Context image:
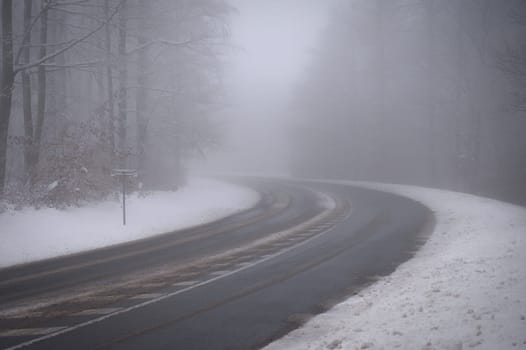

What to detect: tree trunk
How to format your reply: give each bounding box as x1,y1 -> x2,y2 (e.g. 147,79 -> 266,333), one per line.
136,2 -> 150,180
117,0 -> 127,167
104,0 -> 115,158
424,0 -> 437,186
0,0 -> 14,195
22,0 -> 34,184
32,0 -> 48,182
373,0 -> 387,180
169,67 -> 183,188
453,2 -> 469,192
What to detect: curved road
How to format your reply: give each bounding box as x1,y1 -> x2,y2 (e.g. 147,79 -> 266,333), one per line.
0,178 -> 432,350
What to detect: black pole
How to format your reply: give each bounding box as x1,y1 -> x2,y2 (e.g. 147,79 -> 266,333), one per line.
122,175 -> 126,225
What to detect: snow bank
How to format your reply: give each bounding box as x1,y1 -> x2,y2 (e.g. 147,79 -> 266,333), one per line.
264,182 -> 526,350
0,178 -> 259,268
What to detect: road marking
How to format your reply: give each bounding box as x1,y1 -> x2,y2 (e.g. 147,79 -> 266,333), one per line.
0,327 -> 66,337
74,308 -> 123,316
209,270 -> 231,276
172,281 -> 198,287
236,262 -> 253,268
1,312 -> 43,320
139,282 -> 166,289
76,295 -> 121,303
129,293 -> 164,300
5,191 -> 351,350
212,262 -> 231,267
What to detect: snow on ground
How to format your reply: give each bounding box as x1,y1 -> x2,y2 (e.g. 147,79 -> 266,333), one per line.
0,178 -> 259,269
264,182 -> 526,350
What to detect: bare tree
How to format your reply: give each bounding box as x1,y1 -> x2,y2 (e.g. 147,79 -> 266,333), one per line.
1,0 -> 233,202
117,0 -> 127,167
104,0 -> 115,158
21,0 -> 33,183
0,0 -> 121,195
135,1 -> 150,181
0,0 -> 14,194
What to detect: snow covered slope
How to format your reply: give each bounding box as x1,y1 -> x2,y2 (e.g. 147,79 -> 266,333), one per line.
264,182 -> 526,350
0,178 -> 259,269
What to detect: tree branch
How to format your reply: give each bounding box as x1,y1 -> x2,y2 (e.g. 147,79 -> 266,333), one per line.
15,2 -> 52,66
14,0 -> 124,75
124,38 -> 194,56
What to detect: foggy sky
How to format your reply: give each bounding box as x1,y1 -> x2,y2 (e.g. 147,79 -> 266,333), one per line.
196,0 -> 334,174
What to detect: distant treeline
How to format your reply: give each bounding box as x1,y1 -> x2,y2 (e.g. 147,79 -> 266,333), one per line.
292,0 -> 526,204
0,0 -> 233,207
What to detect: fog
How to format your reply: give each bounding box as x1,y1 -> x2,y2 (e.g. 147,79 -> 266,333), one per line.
1,0 -> 526,206
196,0 -> 333,175
202,0 -> 526,205
2,3 -> 526,349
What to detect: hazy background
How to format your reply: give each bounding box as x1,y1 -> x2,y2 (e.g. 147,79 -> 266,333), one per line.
2,0 -> 526,207
193,0 -> 334,175
198,0 -> 526,205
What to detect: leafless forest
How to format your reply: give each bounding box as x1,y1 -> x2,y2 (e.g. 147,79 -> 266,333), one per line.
0,0 -> 232,207
291,0 -> 526,204
1,0 -> 526,207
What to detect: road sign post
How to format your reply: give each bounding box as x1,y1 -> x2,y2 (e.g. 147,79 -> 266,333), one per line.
111,169 -> 137,225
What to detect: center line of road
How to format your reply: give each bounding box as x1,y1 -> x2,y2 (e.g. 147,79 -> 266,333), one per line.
172,281 -> 198,287
209,270 -> 231,276
129,293 -> 164,300
74,308 -> 123,316
0,327 -> 66,338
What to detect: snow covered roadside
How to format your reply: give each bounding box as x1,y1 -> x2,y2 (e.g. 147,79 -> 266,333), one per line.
264,182 -> 526,350
0,178 -> 259,269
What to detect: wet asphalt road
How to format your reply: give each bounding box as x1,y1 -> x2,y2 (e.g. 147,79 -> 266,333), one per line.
0,178 -> 432,350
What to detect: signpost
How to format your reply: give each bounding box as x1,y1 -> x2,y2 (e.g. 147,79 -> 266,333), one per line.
111,169 -> 137,225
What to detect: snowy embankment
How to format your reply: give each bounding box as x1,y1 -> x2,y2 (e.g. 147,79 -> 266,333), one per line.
265,182 -> 526,350
0,178 -> 259,269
